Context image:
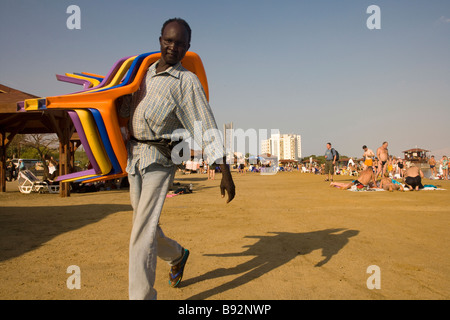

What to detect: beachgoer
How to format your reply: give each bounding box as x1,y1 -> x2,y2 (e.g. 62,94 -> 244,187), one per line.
379,172 -> 404,192
404,163 -> 424,191
397,158 -> 405,177
238,157 -> 245,175
347,157 -> 357,176
324,142 -> 337,182
387,156 -> 394,177
330,167 -> 376,190
441,156 -> 448,180
362,145 -> 375,169
124,18 -> 235,300
18,160 -> 25,171
391,157 -> 398,176
208,162 -> 216,180
376,141 -> 389,178
6,159 -> 16,182
429,156 -> 437,178
46,156 -> 59,181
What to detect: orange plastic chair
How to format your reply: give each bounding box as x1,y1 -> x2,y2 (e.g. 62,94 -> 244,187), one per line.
24,51 -> 209,184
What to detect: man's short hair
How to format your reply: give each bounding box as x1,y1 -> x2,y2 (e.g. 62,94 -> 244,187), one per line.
161,18 -> 192,44
362,145 -> 367,149
327,142 -> 331,146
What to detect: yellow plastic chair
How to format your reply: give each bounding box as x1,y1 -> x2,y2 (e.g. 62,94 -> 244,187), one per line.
31,52 -> 209,183
73,109 -> 112,177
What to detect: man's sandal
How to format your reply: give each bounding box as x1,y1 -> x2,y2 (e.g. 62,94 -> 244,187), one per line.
169,248 -> 189,288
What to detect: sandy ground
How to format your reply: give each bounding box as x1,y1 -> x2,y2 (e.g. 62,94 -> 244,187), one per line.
0,170 -> 449,300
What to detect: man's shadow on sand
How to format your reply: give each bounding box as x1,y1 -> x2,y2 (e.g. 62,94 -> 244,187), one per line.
183,228 -> 359,300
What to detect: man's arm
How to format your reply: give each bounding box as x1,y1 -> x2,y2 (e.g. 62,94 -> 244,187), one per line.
175,76 -> 235,203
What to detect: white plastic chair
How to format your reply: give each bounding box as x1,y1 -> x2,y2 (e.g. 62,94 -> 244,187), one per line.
17,170 -> 48,194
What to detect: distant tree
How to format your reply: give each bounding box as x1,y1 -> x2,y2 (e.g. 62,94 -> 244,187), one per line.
5,134 -> 26,159
302,155 -> 326,164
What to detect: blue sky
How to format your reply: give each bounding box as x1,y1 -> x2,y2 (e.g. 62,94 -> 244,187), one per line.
1,0 -> 449,158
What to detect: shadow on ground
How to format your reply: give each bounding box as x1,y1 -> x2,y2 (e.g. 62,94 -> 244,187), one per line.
183,228 -> 359,300
0,204 -> 132,262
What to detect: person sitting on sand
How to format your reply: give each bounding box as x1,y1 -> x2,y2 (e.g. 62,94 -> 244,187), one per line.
329,167 -> 376,190
404,163 -> 424,191
379,172 -> 404,192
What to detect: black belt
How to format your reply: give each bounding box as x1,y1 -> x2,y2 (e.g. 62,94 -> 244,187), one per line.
130,136 -> 185,165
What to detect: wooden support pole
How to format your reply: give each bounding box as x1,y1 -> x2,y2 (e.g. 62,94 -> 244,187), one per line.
0,131 -> 6,192
58,114 -> 73,197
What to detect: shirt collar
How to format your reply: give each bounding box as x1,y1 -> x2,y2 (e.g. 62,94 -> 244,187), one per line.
149,60 -> 184,79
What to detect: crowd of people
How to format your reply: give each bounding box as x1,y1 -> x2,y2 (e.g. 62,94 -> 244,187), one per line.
321,141 -> 449,191
176,142 -> 449,190
7,144 -> 447,193
180,159 -> 218,180
429,155 -> 449,180
180,156 -> 285,177
5,156 -> 59,183
5,158 -> 32,181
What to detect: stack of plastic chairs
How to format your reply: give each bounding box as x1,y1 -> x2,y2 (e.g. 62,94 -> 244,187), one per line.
17,51 -> 209,184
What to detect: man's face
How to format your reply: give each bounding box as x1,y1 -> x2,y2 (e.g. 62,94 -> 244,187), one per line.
383,142 -> 388,149
327,144 -> 331,150
159,22 -> 190,66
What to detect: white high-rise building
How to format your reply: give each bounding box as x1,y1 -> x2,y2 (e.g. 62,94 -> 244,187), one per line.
261,133 -> 302,161
223,122 -> 233,155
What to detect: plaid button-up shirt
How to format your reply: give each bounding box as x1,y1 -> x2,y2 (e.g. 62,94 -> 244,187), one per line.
126,60 -> 223,174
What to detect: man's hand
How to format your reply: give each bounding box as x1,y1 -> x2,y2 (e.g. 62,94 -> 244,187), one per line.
219,163 -> 235,203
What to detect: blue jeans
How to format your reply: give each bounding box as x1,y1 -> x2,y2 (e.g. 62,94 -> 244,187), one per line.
128,163 -> 183,300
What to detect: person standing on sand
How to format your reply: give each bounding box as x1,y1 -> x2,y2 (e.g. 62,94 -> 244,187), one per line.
440,156 -> 448,180
362,145 -> 375,170
324,142 -> 336,182
397,158 -> 405,178
208,162 -> 216,180
376,141 -> 389,179
124,18 -> 235,300
429,156 -> 437,178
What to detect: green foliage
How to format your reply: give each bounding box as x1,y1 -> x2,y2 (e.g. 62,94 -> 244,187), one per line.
16,146 -> 40,159
302,155 -> 326,164
74,150 -> 89,168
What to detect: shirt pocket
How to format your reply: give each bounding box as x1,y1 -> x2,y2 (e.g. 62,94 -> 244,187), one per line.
144,92 -> 176,134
